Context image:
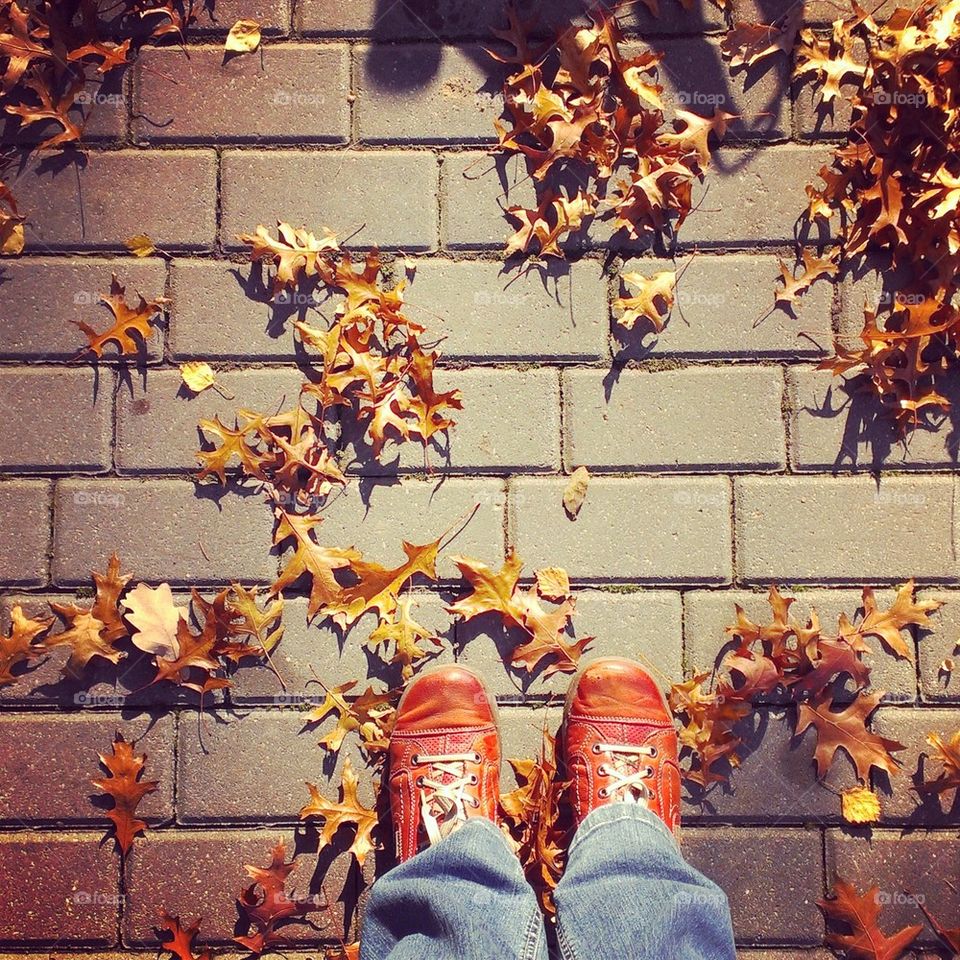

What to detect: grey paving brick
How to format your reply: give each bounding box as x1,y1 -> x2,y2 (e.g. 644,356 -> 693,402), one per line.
682,146 -> 835,247
116,367 -> 306,473
356,44 -> 503,143
124,828 -> 356,944
406,258 -> 609,361
352,367 -> 561,474
916,590 -> 960,702
53,479 -> 277,586
134,45 -> 349,143
0,834 -> 118,943
683,707 -> 856,823
316,477 -> 505,579
0,712 -> 173,824
565,367 -> 785,471
0,480 -> 50,586
221,150 -> 438,251
683,827 -> 824,944
456,587 -> 683,698
442,151 -> 533,250
619,254 -> 834,359
683,589 -> 918,704
14,149 -> 217,250
510,476 -> 732,584
735,476 -> 958,583
0,257 -> 166,360
787,366 -> 959,472
168,258 -> 302,360
626,37 -> 788,140
228,593 -> 456,702
177,709 -> 373,822
871,707 -> 960,823
0,368 -> 113,473
825,830 -> 960,948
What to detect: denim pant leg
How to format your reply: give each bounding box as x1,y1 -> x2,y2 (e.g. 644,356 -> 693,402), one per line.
553,804 -> 736,960
360,818 -> 548,960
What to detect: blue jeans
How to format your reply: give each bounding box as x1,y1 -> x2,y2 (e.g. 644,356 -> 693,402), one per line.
360,803 -> 736,960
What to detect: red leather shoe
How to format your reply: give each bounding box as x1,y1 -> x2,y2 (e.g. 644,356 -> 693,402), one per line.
388,665 -> 500,862
562,657 -> 681,836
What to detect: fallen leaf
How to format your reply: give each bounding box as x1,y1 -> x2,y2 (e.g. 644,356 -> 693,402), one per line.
47,601 -> 123,678
72,274 -> 169,358
92,732 -> 159,857
841,785 -> 881,824
235,839 -> 321,955
535,567 -> 570,601
180,361 -> 217,394
920,729 -> 960,799
225,18 -> 261,53
124,233 -> 156,257
122,582 -> 185,661
0,604 -> 52,686
301,757 -> 379,866
818,876 -> 922,960
563,466 -> 590,519
158,912 -> 213,960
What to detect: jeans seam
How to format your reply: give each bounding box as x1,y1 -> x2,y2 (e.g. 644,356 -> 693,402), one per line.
555,916 -> 581,960
519,905 -> 544,960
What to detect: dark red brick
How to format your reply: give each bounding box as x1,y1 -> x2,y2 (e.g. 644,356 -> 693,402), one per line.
0,834 -> 118,943
0,712 -> 173,825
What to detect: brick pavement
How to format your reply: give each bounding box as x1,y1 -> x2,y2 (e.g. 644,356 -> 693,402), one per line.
0,0 -> 957,956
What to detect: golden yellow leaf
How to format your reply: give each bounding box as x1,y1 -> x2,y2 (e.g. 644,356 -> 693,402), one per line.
225,18 -> 261,53
535,567 -> 570,601
124,233 -> 156,257
180,361 -> 217,394
563,466 -> 590,519
840,785 -> 881,824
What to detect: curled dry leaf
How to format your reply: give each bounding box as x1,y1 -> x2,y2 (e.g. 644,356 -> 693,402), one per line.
47,602 -> 122,678
919,903 -> 960,957
306,680 -> 397,755
535,567 -> 570,602
301,756 -> 379,867
93,553 -> 133,643
235,839 -> 322,955
840,785 -> 881,824
563,466 -> 590,519
92,732 -> 159,857
614,270 -> 676,332
366,594 -> 443,680
0,604 -> 52,686
818,876 -> 922,960
225,18 -> 261,53
0,179 -> 24,255
447,550 -> 589,677
72,274 -> 169,358
721,7 -> 802,69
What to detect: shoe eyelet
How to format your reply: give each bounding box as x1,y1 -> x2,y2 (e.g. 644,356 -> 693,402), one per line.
411,753 -> 420,765
591,743 -> 602,754
597,764 -> 608,777
415,776 -> 424,787
598,787 -> 608,799
469,774 -> 479,785
648,746 -> 658,758
472,752 -> 482,763
645,766 -> 654,778
471,798 -> 480,808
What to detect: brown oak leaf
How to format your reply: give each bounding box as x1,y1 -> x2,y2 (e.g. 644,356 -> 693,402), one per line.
92,732 -> 159,857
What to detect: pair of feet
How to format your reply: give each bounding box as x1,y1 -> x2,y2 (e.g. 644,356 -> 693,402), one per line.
387,657 -> 682,861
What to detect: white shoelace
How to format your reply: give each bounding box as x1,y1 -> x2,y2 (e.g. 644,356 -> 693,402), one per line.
594,743 -> 658,803
414,751 -> 482,846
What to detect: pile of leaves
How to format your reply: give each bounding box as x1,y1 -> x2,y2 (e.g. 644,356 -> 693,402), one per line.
0,0 -> 201,251
668,582 -> 941,798
488,6 -> 734,258
726,0 -> 960,431
0,553 -> 282,699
